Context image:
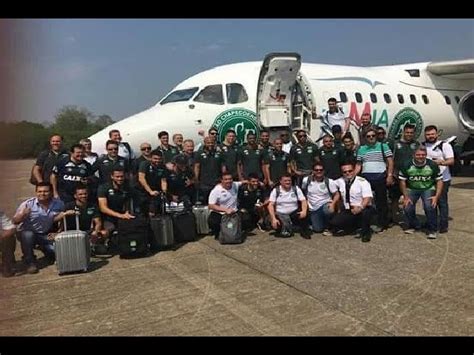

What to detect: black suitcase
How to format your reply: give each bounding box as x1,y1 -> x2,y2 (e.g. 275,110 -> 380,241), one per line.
172,212 -> 197,243
150,215 -> 174,250
117,216 -> 150,257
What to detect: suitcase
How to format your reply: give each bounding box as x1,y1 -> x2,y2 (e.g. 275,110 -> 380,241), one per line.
55,214 -> 90,275
150,215 -> 174,249
117,215 -> 150,257
172,212 -> 197,243
193,204 -> 210,235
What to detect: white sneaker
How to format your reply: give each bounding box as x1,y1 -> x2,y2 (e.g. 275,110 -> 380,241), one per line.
322,230 -> 333,236
427,232 -> 438,239
404,228 -> 416,234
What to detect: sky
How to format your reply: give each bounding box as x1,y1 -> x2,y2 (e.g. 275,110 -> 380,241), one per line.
5,19 -> 474,124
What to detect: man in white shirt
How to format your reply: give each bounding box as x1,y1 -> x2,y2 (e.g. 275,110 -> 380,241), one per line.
301,163 -> 339,233
208,172 -> 242,238
106,129 -> 135,163
268,174 -> 311,239
423,125 -> 454,234
320,97 -> 350,136
329,162 -> 374,242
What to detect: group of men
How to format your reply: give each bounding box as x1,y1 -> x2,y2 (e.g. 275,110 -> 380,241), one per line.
0,98 -> 456,277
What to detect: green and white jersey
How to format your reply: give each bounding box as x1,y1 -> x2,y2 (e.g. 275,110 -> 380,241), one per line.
398,159 -> 442,191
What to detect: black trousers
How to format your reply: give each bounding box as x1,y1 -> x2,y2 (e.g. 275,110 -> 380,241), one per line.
1,232 -> 16,269
329,208 -> 374,235
368,179 -> 389,228
208,211 -> 223,237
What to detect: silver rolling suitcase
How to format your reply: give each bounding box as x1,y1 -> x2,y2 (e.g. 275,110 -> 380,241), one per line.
55,214 -> 90,275
193,204 -> 210,235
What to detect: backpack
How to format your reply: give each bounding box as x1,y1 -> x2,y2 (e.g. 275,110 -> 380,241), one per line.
437,141 -> 462,176
301,176 -> 334,198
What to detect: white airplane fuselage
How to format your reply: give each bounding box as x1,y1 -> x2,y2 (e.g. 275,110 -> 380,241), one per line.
89,57 -> 474,154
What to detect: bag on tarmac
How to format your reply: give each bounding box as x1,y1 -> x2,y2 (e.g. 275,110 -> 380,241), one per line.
149,198 -> 174,249
218,213 -> 243,245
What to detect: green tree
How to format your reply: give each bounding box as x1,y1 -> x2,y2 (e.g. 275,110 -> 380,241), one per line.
95,114 -> 115,129
50,105 -> 98,147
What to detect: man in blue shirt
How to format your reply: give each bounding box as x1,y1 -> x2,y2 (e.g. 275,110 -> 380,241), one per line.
13,182 -> 72,274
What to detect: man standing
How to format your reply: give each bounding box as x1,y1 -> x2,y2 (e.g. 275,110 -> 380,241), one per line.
355,128 -> 394,232
137,150 -> 168,216
157,131 -> 180,164
50,144 -> 94,204
289,130 -> 319,185
264,138 -> 291,188
108,129 -> 135,163
358,112 -> 377,146
218,130 -> 240,181
321,98 -> 350,135
316,135 -> 343,180
388,124 -> 420,224
237,133 -> 266,182
194,137 -> 224,204
399,147 -> 443,239
31,134 -> 69,185
93,140 -> 130,185
423,125 -> 454,234
172,133 -> 184,153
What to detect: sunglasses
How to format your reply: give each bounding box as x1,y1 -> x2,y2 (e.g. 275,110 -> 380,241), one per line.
107,148 -> 118,151
298,135 -> 307,138
141,147 -> 151,151
366,134 -> 376,138
342,169 -> 353,173
313,169 -> 324,172
210,132 -> 217,135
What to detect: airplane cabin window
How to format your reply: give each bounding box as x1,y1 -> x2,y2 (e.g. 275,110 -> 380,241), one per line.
384,93 -> 391,103
444,96 -> 451,105
410,94 -> 417,104
194,85 -> 225,105
370,93 -> 377,103
355,92 -> 363,103
339,92 -> 348,103
455,96 -> 460,104
422,94 -> 429,104
226,83 -> 248,104
397,94 -> 404,104
160,87 -> 199,105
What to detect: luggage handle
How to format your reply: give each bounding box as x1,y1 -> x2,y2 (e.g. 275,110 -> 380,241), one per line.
63,210 -> 80,231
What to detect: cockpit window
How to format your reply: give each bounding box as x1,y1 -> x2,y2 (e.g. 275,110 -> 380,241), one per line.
226,83 -> 248,104
160,87 -> 199,105
194,85 -> 224,105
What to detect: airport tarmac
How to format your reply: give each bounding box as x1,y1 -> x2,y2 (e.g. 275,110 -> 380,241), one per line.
0,160 -> 473,336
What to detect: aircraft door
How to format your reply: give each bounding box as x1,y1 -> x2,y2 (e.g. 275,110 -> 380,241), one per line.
257,53 -> 301,129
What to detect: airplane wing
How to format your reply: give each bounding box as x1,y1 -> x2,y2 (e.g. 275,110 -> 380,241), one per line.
427,59 -> 474,79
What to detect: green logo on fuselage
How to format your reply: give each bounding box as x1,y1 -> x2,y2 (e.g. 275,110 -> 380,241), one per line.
213,108 -> 259,145
388,108 -> 424,141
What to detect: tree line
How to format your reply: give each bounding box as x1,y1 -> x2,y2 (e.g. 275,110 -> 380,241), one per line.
0,106 -> 115,159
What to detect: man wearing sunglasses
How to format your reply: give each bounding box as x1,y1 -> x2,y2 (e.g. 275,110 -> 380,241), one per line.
289,130 -> 319,186
132,143 -> 153,177
329,163 -> 374,242
93,140 -> 130,185
358,113 -> 377,146
355,128 -> 394,233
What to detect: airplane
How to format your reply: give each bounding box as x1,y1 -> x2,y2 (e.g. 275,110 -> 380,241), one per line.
89,53 -> 474,154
